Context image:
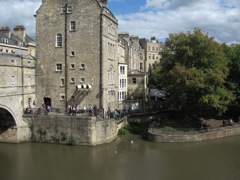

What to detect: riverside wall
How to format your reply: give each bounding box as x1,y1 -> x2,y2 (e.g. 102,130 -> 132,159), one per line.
148,126 -> 240,143
23,115 -> 127,146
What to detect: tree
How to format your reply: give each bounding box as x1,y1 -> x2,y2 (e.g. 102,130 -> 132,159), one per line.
154,28 -> 234,118
223,44 -> 240,95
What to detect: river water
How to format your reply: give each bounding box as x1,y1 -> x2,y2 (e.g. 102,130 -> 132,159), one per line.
0,134 -> 240,180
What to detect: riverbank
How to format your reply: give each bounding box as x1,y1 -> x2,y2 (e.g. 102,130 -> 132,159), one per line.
148,122 -> 240,143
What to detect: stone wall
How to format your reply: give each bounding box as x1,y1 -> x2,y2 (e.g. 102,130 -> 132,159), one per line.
23,115 -> 123,146
148,126 -> 240,143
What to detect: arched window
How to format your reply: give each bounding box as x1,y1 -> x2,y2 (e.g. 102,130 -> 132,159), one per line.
56,33 -> 62,47
108,66 -> 115,85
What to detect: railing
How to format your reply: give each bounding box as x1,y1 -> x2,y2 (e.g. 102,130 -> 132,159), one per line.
148,122 -> 240,135
23,107 -> 100,117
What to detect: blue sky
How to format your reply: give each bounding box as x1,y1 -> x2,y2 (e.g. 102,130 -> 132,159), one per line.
0,0 -> 239,44
109,0 -> 145,15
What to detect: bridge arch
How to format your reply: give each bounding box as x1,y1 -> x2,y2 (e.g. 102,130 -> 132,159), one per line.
0,105 -> 18,134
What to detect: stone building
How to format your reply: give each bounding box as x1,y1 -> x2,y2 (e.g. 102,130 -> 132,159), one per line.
118,32 -> 148,101
119,32 -> 145,72
117,35 -> 128,108
0,25 -> 36,57
36,0 -> 119,116
0,52 -> 35,142
128,70 -> 148,100
0,25 -> 36,142
139,37 -> 165,72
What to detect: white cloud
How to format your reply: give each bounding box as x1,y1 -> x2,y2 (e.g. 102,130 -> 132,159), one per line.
0,0 -> 41,39
0,0 -> 239,44
119,0 -> 240,43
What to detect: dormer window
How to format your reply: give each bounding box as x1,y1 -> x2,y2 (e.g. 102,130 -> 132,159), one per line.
2,38 -> 8,44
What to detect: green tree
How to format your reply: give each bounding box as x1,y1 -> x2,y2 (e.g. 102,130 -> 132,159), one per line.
223,44 -> 240,95
155,28 -> 234,118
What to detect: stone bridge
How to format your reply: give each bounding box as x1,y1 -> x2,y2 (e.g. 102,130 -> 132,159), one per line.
0,101 -> 31,143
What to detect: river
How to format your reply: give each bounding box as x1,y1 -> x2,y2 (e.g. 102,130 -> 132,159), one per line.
0,134 -> 240,180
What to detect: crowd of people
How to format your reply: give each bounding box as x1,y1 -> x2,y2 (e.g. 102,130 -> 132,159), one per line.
25,102 -> 129,120
107,108 -> 127,120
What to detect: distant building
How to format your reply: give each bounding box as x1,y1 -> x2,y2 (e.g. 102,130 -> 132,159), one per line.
128,70 -> 148,101
36,0 -> 119,116
117,36 -> 128,108
0,25 -> 36,57
140,37 -> 165,72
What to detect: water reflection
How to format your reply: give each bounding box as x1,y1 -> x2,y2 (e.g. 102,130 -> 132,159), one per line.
0,135 -> 240,180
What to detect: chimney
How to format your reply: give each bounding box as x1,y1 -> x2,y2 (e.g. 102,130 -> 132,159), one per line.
98,0 -> 108,8
0,26 -> 11,38
13,25 -> 26,42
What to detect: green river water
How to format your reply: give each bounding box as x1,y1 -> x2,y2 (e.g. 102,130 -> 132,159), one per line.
0,134 -> 240,180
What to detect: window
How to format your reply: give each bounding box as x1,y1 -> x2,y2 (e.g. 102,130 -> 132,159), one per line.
11,76 -> 15,86
70,78 -> 75,84
148,46 -> 150,51
70,21 -> 76,31
152,47 -> 155,51
119,92 -> 126,101
28,76 -> 31,86
2,38 -> 8,44
80,78 -> 85,83
61,6 -> 72,14
0,49 -> 2,52
6,50 -> 8,53
71,96 -> 75,100
67,6 -> 72,14
61,7 -> 66,14
80,64 -> 85,70
108,43 -> 115,60
120,66 -> 125,75
28,98 -> 31,107
56,63 -> 62,71
70,51 -> 75,57
148,54 -> 151,59
153,54 -> 155,59
120,79 -> 126,88
108,90 -> 115,102
140,63 -> 143,70
70,64 -> 75,70
156,47 -> 159,51
60,95 -> 65,101
60,78 -> 65,86
132,78 -> 136,84
56,33 -> 63,47
108,66 -> 115,85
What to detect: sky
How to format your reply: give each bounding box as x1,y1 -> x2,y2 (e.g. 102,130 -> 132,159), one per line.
0,0 -> 239,44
